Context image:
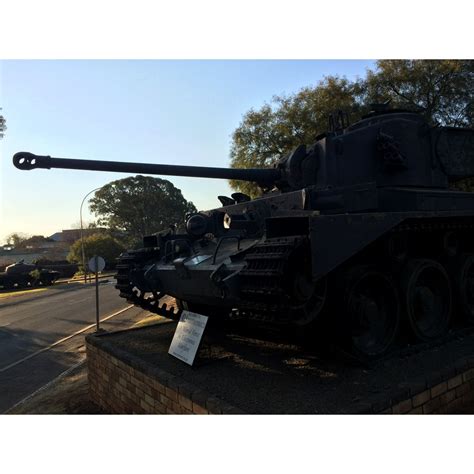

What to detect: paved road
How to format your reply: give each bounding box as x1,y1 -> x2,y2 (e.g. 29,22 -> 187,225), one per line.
0,281 -> 150,412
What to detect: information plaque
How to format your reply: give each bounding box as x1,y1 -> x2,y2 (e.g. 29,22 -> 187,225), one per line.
168,311 -> 208,366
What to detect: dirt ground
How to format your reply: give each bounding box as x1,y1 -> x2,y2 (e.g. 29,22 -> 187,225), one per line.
8,363 -> 104,415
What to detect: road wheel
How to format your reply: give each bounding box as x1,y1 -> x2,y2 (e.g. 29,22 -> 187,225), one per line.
400,259 -> 451,341
342,266 -> 400,359
447,254 -> 474,324
283,241 -> 327,326
442,231 -> 459,257
290,276 -> 327,326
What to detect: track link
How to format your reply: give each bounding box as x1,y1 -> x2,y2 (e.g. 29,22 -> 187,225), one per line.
115,249 -> 182,320
238,237 -> 308,321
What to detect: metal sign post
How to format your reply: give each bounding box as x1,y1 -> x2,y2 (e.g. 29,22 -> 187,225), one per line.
94,256 -> 99,330
88,255 -> 106,332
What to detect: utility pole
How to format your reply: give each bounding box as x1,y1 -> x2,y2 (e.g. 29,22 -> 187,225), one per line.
79,187 -> 102,284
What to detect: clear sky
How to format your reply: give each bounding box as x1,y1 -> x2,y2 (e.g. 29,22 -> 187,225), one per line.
0,60 -> 374,243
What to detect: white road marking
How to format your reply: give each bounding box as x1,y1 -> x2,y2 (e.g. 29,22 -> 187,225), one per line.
65,297 -> 91,304
0,305 -> 134,373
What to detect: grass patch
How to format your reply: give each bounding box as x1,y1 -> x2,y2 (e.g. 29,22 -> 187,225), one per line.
133,314 -> 166,327
0,287 -> 48,299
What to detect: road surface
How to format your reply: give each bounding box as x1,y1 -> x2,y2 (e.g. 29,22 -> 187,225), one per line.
0,281 -> 151,412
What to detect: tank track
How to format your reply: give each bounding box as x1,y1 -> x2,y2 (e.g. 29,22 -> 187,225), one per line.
115,249 -> 182,320
114,238 -> 308,323
237,236 -> 309,322
114,239 -> 305,323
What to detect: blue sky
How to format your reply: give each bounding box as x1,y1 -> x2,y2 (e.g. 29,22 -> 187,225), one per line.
0,60 -> 375,243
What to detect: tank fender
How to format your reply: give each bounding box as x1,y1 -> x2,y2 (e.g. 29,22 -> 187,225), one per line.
310,213 -> 405,280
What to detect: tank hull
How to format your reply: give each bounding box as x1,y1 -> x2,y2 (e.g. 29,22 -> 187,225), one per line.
115,191 -> 474,358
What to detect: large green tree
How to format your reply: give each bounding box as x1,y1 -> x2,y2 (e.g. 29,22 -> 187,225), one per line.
89,175 -> 196,247
230,60 -> 473,196
364,60 -> 473,127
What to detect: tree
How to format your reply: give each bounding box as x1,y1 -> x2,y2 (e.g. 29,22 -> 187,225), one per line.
230,60 -> 473,196
67,233 -> 126,270
0,108 -> 6,140
20,235 -> 54,247
4,234 -> 55,249
364,60 -> 473,127
6,232 -> 29,247
89,175 -> 197,247
230,76 -> 366,197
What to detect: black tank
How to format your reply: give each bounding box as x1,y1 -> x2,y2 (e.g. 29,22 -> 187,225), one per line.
0,260 -> 60,289
13,108 -> 474,358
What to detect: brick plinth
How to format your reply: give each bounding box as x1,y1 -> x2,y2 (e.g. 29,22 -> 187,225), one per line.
86,332 -> 244,414
86,325 -> 474,415
384,367 -> 474,415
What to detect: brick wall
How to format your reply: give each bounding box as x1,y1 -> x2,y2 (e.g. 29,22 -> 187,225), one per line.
86,334 -> 244,414
86,331 -> 474,415
385,368 -> 474,414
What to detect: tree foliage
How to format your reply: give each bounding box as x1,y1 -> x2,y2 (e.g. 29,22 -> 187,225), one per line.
22,235 -> 54,246
5,234 -> 57,248
364,60 -> 473,127
230,77 -> 366,197
6,232 -> 29,247
67,233 -> 126,270
230,60 -> 473,196
89,175 -> 196,247
0,109 -> 6,140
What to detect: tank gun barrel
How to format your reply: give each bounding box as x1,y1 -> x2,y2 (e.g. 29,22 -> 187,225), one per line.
13,152 -> 281,186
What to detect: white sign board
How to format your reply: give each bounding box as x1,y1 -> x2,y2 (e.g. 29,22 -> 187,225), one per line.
88,255 -> 105,273
168,310 -> 208,366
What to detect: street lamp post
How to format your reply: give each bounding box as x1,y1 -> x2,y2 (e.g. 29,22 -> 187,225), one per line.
79,187 -> 103,284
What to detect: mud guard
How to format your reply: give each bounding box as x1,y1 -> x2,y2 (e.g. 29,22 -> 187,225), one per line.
310,213 -> 405,280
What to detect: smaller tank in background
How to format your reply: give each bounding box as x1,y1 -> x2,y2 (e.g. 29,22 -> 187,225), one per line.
0,260 -> 60,290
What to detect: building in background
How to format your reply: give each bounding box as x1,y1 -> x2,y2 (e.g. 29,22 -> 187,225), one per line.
0,228 -> 105,268
49,228 -> 106,244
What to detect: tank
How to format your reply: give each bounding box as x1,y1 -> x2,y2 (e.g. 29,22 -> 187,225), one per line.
13,107 -> 474,358
0,260 -> 60,289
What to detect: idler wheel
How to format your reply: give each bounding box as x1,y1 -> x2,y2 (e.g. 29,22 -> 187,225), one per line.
447,254 -> 474,324
400,259 -> 451,341
343,266 -> 400,358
